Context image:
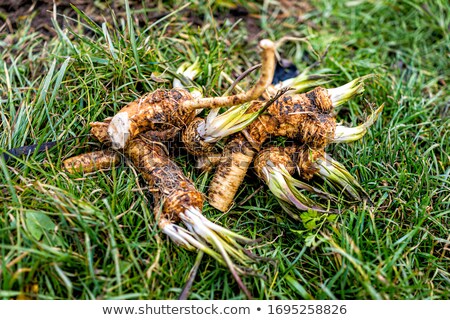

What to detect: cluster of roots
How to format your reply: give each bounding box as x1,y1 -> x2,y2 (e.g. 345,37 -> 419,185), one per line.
61,38 -> 381,299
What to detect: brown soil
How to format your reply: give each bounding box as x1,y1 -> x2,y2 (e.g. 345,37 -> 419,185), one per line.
0,0 -> 312,39
0,0 -> 162,36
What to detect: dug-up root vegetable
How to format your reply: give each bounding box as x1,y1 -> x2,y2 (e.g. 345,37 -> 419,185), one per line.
207,136 -> 256,212
253,146 -> 334,219
107,39 -> 276,149
207,83 -> 382,212
82,60 -> 203,148
194,75 -> 377,158
125,138 -> 262,299
62,150 -> 120,174
249,77 -> 378,149
181,88 -> 288,156
63,136 -> 264,298
180,71 -> 331,157
253,145 -> 370,218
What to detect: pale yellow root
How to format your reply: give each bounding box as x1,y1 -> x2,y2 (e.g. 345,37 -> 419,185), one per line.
63,150 -> 120,174
208,138 -> 256,212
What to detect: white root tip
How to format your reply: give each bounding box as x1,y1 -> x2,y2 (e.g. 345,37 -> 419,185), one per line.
263,165 -> 328,214
179,207 -> 257,263
161,223 -> 196,251
334,125 -> 367,143
162,207 -> 259,298
333,104 -> 384,143
316,155 -> 366,201
180,207 -> 256,298
173,59 -> 202,89
173,79 -> 183,88
108,112 -> 130,149
191,90 -> 203,99
259,39 -> 275,49
328,74 -> 375,107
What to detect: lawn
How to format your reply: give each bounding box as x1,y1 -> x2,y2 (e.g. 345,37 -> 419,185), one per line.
0,0 -> 449,299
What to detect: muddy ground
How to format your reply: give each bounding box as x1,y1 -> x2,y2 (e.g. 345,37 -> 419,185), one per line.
0,0 -> 312,39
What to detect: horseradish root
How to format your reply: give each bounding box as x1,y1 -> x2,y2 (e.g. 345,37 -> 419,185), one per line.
108,39 -> 276,149
63,150 -> 120,174
125,138 -> 261,299
207,137 -> 256,212
207,79 -> 378,212
254,145 -> 369,212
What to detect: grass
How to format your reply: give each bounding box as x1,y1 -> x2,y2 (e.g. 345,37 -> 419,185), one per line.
1,0 -> 449,299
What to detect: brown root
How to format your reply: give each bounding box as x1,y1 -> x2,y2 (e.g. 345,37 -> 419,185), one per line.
266,88 -> 336,148
181,39 -> 276,110
90,120 -> 112,144
181,117 -> 216,156
195,153 -> 222,172
63,150 -> 120,174
108,88 -> 194,149
140,127 -> 181,142
253,145 -> 323,181
125,138 -> 203,222
107,40 -> 276,150
253,146 -> 297,179
125,138 -> 261,299
240,87 -> 336,149
91,119 -> 180,145
204,100 -> 273,212
296,113 -> 336,149
295,146 -> 323,180
205,86 -> 336,211
253,146 -> 338,215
